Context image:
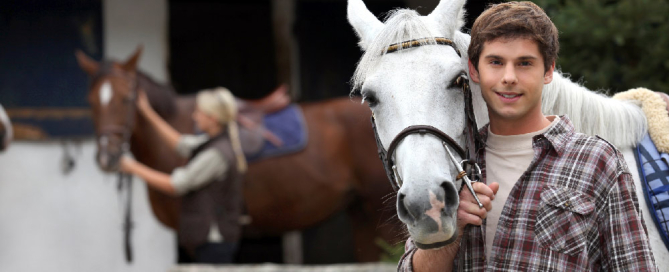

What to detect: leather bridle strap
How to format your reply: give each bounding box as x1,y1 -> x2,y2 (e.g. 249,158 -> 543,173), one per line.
388,125 -> 466,163
385,37 -> 461,57
91,63 -> 137,263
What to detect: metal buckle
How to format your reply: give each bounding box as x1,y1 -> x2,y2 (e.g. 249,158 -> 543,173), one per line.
460,160 -> 481,182
392,165 -> 403,188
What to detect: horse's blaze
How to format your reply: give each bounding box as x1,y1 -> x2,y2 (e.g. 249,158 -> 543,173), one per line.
425,190 -> 445,232
100,81 -> 113,106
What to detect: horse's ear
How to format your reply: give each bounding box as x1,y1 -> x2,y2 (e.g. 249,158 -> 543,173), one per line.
347,0 -> 383,51
122,45 -> 143,72
427,0 -> 467,38
75,49 -> 100,76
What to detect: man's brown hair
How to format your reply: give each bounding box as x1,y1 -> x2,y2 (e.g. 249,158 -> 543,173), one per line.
468,1 -> 559,73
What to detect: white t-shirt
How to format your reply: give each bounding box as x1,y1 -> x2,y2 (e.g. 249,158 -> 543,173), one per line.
484,116 -> 558,260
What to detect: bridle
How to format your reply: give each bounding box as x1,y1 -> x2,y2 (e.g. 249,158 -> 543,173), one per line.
370,37 -> 484,207
91,64 -> 137,263
95,65 -> 138,157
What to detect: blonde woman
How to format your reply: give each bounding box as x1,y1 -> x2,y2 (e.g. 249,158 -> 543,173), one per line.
120,87 -> 246,264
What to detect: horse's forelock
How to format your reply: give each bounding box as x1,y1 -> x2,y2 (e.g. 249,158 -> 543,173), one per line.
351,9 -> 438,93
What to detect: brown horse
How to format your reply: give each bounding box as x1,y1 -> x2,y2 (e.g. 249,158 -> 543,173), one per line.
75,47 -> 402,262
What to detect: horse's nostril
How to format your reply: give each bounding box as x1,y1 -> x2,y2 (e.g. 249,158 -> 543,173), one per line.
397,193 -> 415,223
441,181 -> 458,208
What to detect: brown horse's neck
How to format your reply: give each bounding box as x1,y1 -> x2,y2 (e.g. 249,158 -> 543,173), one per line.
127,72 -> 195,230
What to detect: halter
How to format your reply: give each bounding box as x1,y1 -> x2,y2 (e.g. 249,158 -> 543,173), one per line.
371,37 -> 484,207
92,64 -> 137,263
94,65 -> 139,156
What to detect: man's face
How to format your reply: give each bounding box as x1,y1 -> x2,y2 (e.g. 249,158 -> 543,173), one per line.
469,38 -> 554,123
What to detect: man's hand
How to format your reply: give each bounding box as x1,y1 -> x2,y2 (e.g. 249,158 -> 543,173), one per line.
457,181 -> 499,231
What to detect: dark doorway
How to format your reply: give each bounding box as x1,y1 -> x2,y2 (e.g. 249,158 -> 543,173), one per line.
294,0 -> 406,102
169,0 -> 276,99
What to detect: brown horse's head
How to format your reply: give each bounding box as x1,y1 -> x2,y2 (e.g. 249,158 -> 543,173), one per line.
76,47 -> 143,172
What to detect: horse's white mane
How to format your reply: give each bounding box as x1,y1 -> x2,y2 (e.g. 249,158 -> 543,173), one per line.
542,72 -> 647,148
351,7 -> 465,92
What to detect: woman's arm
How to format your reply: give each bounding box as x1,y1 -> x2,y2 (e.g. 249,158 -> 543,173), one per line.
137,91 -> 181,150
120,156 -> 177,196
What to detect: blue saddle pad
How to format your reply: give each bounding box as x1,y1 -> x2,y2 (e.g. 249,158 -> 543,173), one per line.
636,133 -> 669,251
246,105 -> 308,162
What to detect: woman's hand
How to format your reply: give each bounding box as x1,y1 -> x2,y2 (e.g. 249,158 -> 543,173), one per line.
136,90 -> 152,114
119,155 -> 138,174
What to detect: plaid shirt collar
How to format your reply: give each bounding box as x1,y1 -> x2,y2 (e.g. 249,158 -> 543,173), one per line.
478,115 -> 574,157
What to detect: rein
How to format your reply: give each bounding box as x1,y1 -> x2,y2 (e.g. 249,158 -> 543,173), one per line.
93,65 -> 137,263
371,37 -> 484,207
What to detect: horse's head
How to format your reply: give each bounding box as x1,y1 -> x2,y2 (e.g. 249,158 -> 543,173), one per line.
348,0 -> 473,249
76,47 -> 143,172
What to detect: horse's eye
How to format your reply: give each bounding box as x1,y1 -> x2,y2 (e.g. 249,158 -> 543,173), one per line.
449,73 -> 468,89
363,93 -> 379,107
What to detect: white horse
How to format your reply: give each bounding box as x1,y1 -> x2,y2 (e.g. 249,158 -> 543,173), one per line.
0,104 -> 11,151
347,0 -> 668,265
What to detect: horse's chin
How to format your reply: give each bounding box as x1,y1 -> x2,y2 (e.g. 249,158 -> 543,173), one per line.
407,217 -> 459,249
413,230 -> 459,250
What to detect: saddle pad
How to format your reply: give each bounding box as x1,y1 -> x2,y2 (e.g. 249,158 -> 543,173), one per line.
636,133 -> 669,251
246,104 -> 308,162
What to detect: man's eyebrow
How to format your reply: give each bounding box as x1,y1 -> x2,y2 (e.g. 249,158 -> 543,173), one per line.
483,54 -> 503,59
483,55 -> 539,60
518,56 -> 538,60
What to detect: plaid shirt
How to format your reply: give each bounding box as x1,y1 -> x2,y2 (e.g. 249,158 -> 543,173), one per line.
398,116 -> 657,271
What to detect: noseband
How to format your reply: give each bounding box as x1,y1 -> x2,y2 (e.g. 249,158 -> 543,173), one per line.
371,37 -> 484,207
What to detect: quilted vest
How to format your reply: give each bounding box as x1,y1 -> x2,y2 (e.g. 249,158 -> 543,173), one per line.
178,133 -> 244,255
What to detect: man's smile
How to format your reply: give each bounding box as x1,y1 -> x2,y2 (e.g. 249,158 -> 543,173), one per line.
495,91 -> 523,102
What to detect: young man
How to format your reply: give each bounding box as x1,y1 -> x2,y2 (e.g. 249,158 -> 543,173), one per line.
120,87 -> 247,264
399,2 -> 657,271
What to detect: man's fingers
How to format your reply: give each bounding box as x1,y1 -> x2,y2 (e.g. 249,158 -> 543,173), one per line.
488,182 -> 500,196
459,200 -> 488,219
458,209 -> 483,226
472,182 -> 495,199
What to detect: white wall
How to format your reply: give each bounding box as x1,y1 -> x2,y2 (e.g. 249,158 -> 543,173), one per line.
0,1 -> 175,271
104,0 -> 169,83
0,141 -> 175,272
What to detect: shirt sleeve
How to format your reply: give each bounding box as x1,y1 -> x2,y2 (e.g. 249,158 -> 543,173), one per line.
175,134 -> 209,158
600,172 -> 658,271
170,148 -> 228,195
397,238 -> 417,272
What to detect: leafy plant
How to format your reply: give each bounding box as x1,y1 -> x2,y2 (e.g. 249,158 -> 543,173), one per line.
527,0 -> 669,93
376,237 -> 406,263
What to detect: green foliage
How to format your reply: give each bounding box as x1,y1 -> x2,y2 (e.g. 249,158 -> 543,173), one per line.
376,237 -> 405,263
526,0 -> 669,93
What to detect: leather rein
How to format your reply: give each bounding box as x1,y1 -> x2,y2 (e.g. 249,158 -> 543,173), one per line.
370,37 -> 484,207
92,65 -> 137,263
